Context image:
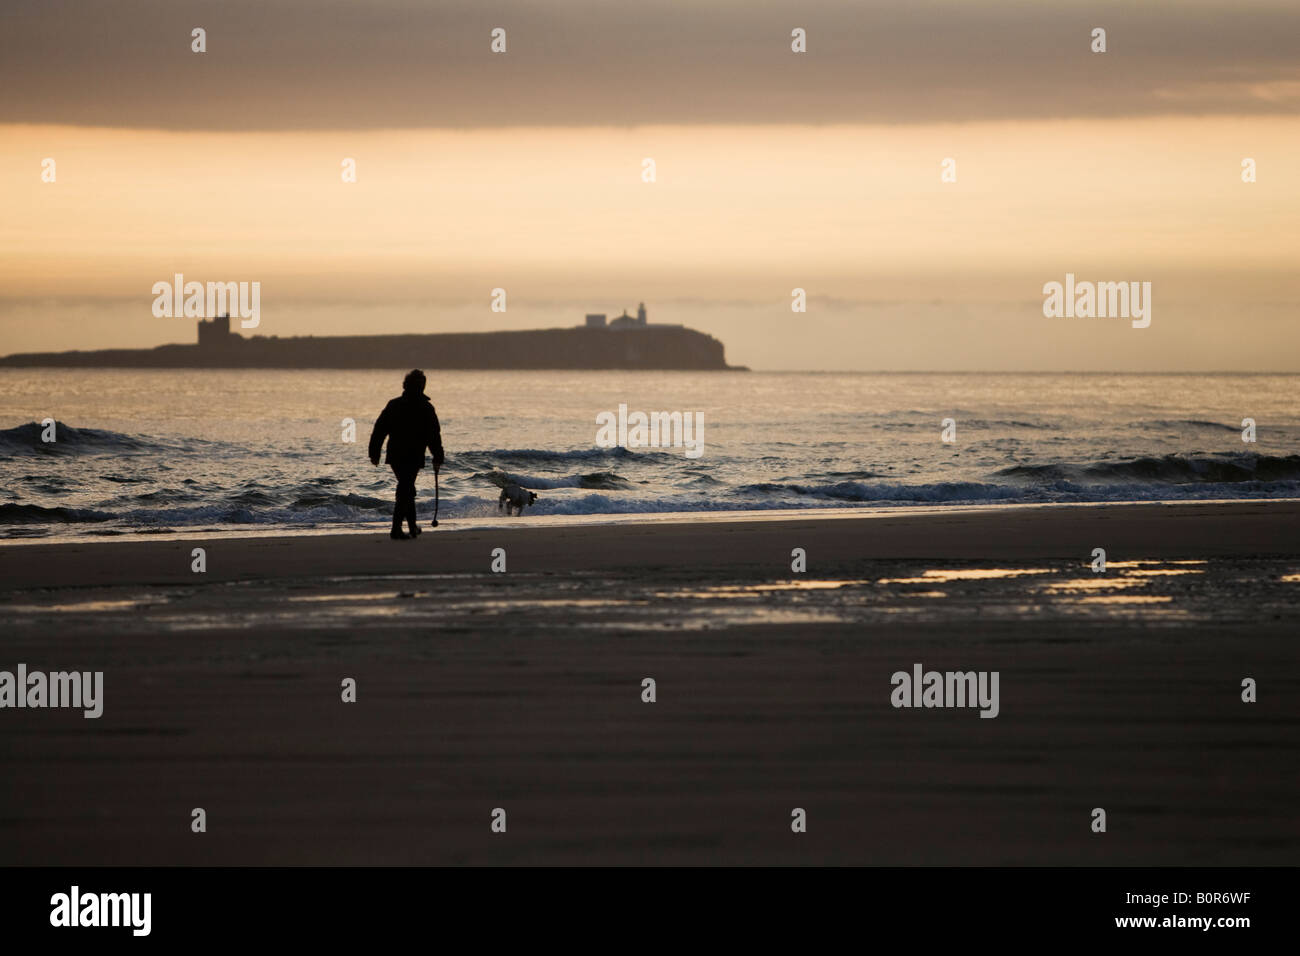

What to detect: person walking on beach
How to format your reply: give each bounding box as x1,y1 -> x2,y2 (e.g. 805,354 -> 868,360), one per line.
369,369 -> 444,540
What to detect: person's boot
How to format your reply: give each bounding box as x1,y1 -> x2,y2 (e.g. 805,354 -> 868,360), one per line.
408,523 -> 421,537
390,517 -> 410,540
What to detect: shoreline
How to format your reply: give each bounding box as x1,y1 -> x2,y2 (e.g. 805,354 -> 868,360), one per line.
6,495 -> 1300,540
2,499 -> 1297,590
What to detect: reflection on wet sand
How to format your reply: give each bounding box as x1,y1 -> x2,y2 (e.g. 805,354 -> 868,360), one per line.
878,568 -> 1053,584
0,558 -> 1288,633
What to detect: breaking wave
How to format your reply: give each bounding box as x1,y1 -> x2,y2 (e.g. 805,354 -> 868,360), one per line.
0,503 -> 116,524
469,469 -> 633,491
995,453 -> 1300,484
0,421 -> 161,455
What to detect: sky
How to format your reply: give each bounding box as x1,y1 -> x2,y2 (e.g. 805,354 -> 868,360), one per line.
1,0 -> 1298,370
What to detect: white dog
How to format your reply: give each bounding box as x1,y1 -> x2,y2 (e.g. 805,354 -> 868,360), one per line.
499,484 -> 538,515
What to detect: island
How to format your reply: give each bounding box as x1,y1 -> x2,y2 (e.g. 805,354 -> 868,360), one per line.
0,303 -> 746,371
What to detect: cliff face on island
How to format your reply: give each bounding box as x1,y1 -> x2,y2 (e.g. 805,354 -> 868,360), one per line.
0,325 -> 744,371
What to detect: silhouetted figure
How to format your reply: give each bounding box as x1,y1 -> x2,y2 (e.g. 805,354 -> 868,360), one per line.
369,369 -> 444,539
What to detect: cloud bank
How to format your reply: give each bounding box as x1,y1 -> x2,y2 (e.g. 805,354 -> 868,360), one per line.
3,0 -> 1298,130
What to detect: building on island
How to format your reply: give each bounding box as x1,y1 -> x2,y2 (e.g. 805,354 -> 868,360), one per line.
608,303 -> 646,329
197,313 -> 234,347
588,302 -> 680,330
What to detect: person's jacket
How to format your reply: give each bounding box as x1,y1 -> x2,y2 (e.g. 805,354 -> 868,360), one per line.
369,392 -> 444,471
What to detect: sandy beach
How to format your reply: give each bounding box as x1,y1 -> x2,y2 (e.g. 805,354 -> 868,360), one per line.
1,501 -> 1297,865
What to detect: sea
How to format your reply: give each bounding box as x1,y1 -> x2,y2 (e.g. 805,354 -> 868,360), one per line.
2,369 -> 1298,539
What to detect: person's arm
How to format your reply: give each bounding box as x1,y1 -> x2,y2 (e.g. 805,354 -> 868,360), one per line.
428,405 -> 444,470
368,404 -> 390,466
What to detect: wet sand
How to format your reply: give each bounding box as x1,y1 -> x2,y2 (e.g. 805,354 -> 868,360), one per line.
1,501 -> 1297,865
